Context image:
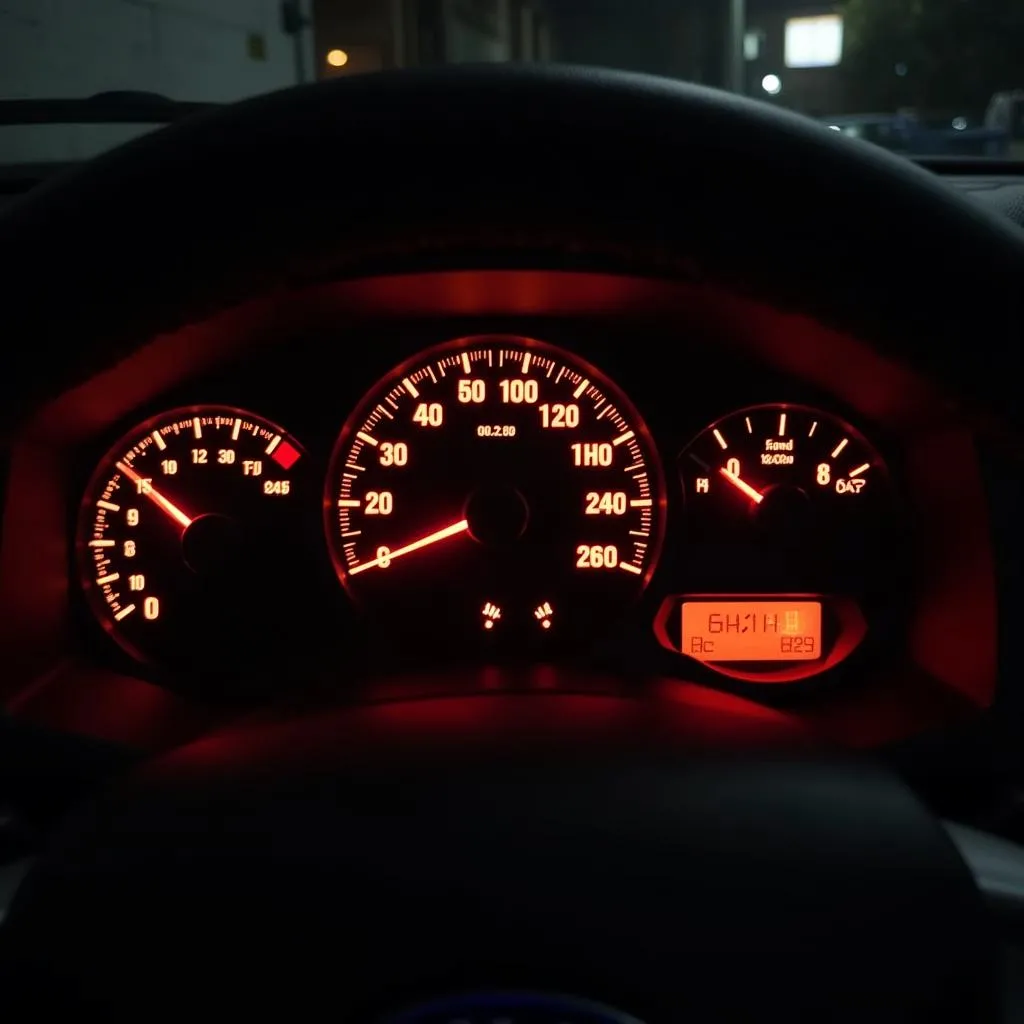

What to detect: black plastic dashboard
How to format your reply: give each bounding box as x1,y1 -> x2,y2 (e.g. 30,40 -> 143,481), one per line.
917,161 -> 1024,228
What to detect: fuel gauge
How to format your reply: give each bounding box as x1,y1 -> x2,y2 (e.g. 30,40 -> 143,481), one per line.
671,404 -> 897,680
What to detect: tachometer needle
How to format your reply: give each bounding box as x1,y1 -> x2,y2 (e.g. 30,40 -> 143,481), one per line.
348,518 -> 470,575
719,467 -> 765,505
116,461 -> 194,530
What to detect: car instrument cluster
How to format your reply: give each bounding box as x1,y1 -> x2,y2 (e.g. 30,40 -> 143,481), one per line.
75,334 -> 902,695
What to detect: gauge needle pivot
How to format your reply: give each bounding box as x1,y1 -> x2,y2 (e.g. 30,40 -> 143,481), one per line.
348,518 -> 470,576
719,466 -> 765,505
116,461 -> 194,529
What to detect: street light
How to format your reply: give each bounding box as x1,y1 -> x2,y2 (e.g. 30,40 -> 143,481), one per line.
761,74 -> 782,96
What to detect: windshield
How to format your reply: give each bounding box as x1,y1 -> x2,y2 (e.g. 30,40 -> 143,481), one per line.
1,0 -> 1021,165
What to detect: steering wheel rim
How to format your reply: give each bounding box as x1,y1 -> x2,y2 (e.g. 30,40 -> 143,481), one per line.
1,697 -> 998,1022
0,64 -> 1021,433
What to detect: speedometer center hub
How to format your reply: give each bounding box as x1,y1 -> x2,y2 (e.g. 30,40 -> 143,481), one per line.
75,405 -> 308,671
465,482 -> 529,546
754,484 -> 813,537
182,512 -> 242,575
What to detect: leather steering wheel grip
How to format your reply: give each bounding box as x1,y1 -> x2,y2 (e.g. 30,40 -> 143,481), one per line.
1,697 -> 999,1022
0,65 -> 1021,434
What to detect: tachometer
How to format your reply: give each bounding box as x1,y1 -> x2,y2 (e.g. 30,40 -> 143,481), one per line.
324,336 -> 666,653
77,406 -> 308,670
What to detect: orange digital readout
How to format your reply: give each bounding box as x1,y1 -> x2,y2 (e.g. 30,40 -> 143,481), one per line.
681,601 -> 822,662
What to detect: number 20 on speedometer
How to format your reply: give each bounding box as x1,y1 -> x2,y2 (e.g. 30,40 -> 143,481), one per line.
323,336 -> 667,652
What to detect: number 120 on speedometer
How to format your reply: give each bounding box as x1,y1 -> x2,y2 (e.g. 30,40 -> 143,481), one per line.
323,336 -> 667,651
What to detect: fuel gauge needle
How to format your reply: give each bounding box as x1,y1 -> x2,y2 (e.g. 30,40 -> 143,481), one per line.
116,461 -> 194,530
719,467 -> 765,505
348,518 -> 469,575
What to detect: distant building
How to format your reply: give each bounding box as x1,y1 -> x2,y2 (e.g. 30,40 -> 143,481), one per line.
659,0 -> 849,113
314,0 -> 554,76
742,2 -> 846,115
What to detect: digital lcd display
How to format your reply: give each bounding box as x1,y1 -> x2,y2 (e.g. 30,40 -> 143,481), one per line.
681,601 -> 822,662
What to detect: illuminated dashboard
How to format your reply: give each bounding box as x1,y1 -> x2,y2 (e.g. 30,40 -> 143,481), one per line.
76,335 -> 894,688
0,271 -> 999,749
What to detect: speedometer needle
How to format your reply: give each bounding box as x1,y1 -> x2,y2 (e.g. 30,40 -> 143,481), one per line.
116,461 -> 194,530
348,518 -> 470,576
719,467 -> 765,505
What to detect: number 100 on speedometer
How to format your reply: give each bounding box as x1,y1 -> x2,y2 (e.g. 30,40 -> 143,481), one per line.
323,336 -> 667,651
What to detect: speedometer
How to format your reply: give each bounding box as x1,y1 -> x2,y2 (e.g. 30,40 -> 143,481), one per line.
324,336 -> 666,654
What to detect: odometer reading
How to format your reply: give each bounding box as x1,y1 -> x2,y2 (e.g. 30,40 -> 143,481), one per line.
681,600 -> 822,662
325,337 -> 666,651
77,406 -> 307,669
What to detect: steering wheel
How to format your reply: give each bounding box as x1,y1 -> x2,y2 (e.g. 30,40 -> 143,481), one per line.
1,65 -> 1020,1022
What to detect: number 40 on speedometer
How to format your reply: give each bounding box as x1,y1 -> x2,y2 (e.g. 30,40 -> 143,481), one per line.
323,336 -> 667,652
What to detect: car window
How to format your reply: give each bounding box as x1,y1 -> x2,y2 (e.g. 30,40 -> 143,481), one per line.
1,0 -> 1021,164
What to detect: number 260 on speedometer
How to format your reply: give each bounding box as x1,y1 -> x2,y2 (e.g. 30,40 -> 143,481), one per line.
323,336 -> 667,652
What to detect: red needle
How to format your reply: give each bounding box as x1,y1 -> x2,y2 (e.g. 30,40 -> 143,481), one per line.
719,466 -> 765,505
348,518 -> 470,576
116,461 -> 194,530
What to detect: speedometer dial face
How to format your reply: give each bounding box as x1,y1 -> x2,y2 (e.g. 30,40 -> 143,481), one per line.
325,336 -> 666,654
77,406 -> 308,671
